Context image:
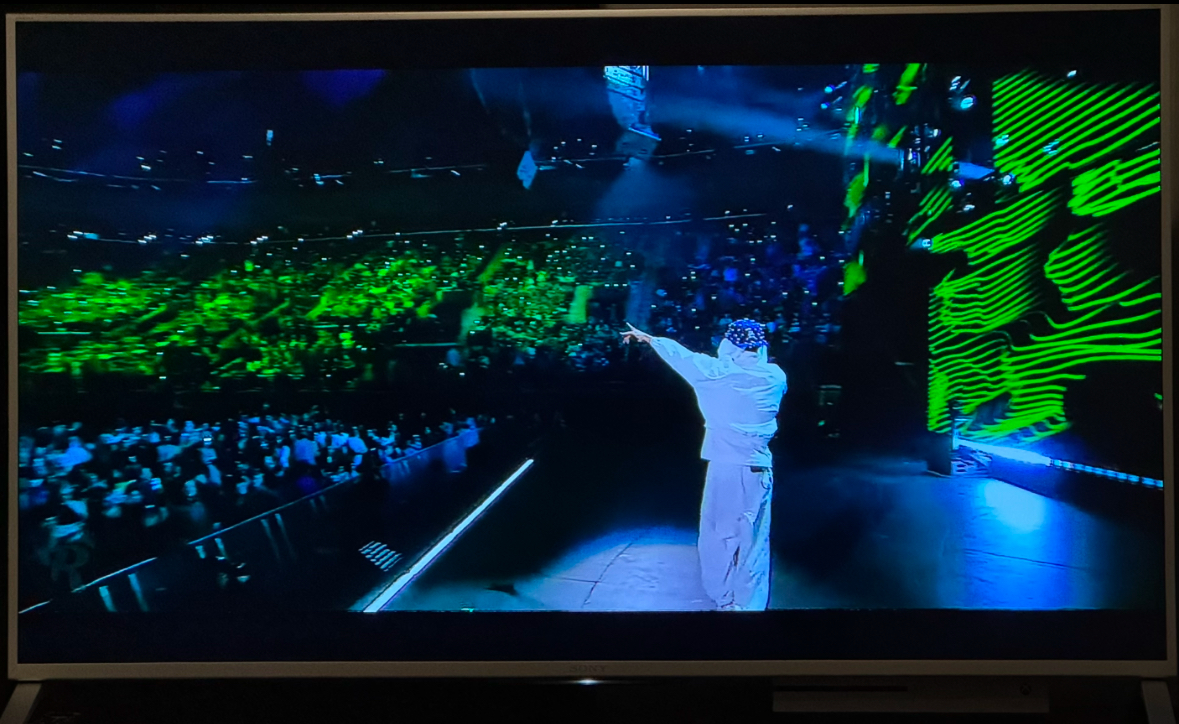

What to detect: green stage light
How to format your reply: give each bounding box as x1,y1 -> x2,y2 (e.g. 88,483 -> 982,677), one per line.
994,71 -> 1160,191
923,139 -> 955,176
1070,147 -> 1161,218
928,71 -> 1161,446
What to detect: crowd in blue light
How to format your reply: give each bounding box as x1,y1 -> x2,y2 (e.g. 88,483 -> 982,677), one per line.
17,406 -> 489,606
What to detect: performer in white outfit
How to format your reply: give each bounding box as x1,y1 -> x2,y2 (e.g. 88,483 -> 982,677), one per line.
622,319 -> 787,611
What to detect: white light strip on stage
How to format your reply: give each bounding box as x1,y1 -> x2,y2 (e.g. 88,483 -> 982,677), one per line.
956,438 -> 1163,489
361,459 -> 535,613
954,438 -> 1052,466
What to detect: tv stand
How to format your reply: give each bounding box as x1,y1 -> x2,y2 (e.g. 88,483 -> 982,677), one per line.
770,677 -> 1176,719
1142,680 -> 1176,724
771,677 -> 1049,714
0,683 -> 41,724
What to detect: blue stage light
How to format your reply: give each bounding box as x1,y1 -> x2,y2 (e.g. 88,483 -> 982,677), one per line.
956,439 -> 1051,466
981,479 -> 1047,533
958,439 -> 1163,489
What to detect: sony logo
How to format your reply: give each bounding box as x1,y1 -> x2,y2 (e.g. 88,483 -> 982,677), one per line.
567,665 -> 607,674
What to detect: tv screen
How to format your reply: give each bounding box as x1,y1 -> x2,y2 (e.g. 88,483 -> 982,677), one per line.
7,7 -> 1173,677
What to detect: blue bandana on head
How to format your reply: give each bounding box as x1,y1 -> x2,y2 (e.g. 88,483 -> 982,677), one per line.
724,319 -> 768,350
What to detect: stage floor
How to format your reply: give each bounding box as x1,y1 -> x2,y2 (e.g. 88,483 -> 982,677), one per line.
381,526 -> 713,612
370,451 -> 1164,612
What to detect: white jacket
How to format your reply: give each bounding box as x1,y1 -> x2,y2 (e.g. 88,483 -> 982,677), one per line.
650,337 -> 787,467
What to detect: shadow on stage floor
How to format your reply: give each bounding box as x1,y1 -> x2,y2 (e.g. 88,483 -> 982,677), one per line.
375,421 -> 1163,613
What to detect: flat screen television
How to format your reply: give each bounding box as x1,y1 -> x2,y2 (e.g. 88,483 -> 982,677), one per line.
6,5 -> 1174,684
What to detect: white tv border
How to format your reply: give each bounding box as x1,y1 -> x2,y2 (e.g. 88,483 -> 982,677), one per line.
4,4 -> 1174,686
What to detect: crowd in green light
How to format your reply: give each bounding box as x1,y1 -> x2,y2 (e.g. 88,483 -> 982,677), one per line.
19,233 -> 640,383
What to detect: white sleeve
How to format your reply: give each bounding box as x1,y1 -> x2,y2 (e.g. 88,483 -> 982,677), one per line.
649,337 -> 725,386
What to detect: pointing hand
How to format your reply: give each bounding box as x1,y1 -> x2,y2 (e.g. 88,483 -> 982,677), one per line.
620,323 -> 653,345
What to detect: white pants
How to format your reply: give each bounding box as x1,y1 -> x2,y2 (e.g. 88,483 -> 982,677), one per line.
698,462 -> 773,611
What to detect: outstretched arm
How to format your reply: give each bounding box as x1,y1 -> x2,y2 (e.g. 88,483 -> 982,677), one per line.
621,323 -> 724,385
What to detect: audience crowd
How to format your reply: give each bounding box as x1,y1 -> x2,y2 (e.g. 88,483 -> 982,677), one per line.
642,220 -> 846,354
20,218 -> 851,387
17,405 -> 487,603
